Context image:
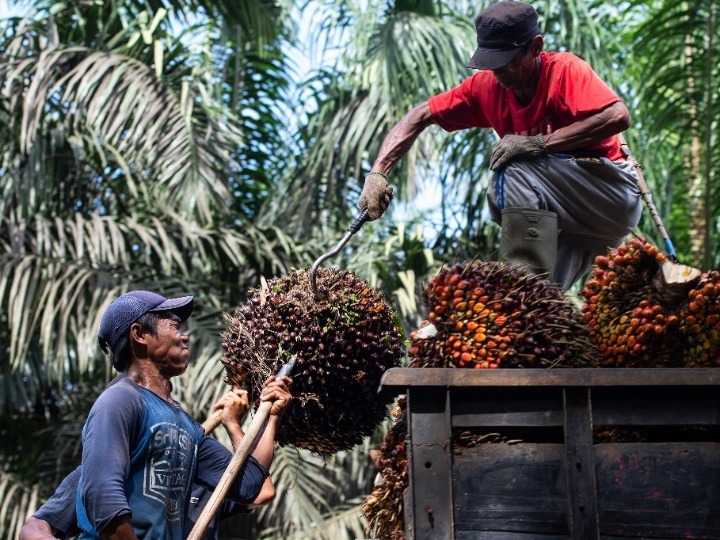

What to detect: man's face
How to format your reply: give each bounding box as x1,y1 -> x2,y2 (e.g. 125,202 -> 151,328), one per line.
146,315 -> 190,377
491,46 -> 537,91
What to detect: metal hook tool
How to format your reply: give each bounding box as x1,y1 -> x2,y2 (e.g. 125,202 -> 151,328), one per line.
309,209 -> 369,298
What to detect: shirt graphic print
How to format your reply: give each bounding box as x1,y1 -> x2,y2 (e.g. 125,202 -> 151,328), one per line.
144,421 -> 196,522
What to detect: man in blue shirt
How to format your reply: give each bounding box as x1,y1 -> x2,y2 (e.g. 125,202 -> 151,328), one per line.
20,387 -> 275,539
61,290 -> 290,539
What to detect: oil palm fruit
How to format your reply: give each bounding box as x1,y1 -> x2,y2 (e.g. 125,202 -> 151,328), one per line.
411,261 -> 599,369
363,398 -> 408,540
221,268 -> 405,454
581,238 -> 679,367
677,272 -> 720,367
366,260 -> 599,540
581,238 -> 720,368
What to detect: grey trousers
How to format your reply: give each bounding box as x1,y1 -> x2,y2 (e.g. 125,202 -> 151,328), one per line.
487,155 -> 643,290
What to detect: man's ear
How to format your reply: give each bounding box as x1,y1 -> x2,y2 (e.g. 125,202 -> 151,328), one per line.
532,35 -> 544,56
129,322 -> 148,345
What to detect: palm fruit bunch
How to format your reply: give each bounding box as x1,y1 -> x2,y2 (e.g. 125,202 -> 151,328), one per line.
363,398 -> 408,540
677,271 -> 720,367
580,237 -> 720,367
409,261 -> 599,369
581,238 -> 680,367
221,267 -> 405,454
581,237 -> 720,367
365,261 -> 599,539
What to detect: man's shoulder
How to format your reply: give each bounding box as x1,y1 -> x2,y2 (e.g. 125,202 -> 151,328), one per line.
458,70 -> 502,96
544,51 -> 590,69
93,376 -> 142,410
468,69 -> 497,85
99,375 -> 136,395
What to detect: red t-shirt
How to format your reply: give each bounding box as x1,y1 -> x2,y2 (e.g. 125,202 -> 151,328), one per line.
428,52 -> 624,160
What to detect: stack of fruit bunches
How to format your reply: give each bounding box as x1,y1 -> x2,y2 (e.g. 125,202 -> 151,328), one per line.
409,261 -> 599,369
221,268 -> 405,454
365,261 -> 599,539
681,272 -> 720,366
582,238 -> 720,367
363,398 -> 408,540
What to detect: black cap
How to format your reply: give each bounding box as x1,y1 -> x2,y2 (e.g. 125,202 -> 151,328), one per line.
466,1 -> 541,70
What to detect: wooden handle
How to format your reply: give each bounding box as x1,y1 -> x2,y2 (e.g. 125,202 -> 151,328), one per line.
618,133 -> 678,261
201,410 -> 223,435
187,357 -> 296,540
188,401 -> 272,540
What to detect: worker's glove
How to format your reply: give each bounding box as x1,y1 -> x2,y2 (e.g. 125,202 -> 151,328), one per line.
358,172 -> 394,221
490,134 -> 547,171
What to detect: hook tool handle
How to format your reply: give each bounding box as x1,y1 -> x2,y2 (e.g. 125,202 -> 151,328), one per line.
618,134 -> 678,262
309,210 -> 369,297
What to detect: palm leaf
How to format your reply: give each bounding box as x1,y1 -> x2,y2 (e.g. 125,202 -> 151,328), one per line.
0,473 -> 41,540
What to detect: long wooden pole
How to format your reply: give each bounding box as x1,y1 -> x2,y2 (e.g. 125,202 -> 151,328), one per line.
187,357 -> 297,540
200,409 -> 223,435
618,133 -> 678,261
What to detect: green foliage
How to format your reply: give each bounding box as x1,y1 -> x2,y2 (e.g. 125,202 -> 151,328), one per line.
625,0 -> 719,269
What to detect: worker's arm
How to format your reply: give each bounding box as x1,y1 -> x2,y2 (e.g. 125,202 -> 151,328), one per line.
194,378 -> 291,503
80,384 -> 138,540
210,387 -> 278,506
369,101 -> 438,175
210,387 -> 250,445
359,102 -> 438,220
247,477 -> 276,507
19,516 -> 60,540
543,101 -> 630,154
249,375 -> 293,470
20,467 -> 83,540
490,101 -> 631,171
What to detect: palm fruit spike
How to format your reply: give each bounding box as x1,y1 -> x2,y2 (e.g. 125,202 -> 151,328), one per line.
221,267 -> 405,454
678,271 -> 720,367
581,238 -> 683,367
411,260 -> 599,369
363,397 -> 408,540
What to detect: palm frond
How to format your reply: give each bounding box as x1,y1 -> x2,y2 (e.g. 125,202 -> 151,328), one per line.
0,473 -> 40,540
0,209 -> 305,410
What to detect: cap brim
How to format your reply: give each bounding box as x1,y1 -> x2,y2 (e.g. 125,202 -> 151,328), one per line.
466,46 -> 521,70
150,295 -> 194,321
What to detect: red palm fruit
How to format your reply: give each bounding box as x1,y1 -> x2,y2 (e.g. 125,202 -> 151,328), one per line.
581,237 -> 684,367
678,271 -> 720,367
413,261 -> 599,369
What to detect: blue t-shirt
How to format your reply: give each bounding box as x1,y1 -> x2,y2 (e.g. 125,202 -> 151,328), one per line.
35,469 -> 82,538
34,467 -> 248,540
76,377 -> 267,538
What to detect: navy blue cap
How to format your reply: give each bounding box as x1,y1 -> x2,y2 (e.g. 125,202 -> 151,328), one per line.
466,1 -> 541,70
98,290 -> 193,353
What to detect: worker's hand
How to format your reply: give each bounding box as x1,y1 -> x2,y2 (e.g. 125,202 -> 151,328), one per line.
261,375 -> 293,418
490,134 -> 547,171
358,172 -> 394,221
214,387 -> 250,426
19,516 -> 60,540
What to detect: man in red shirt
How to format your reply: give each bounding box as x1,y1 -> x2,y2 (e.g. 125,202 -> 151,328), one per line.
359,0 -> 641,290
